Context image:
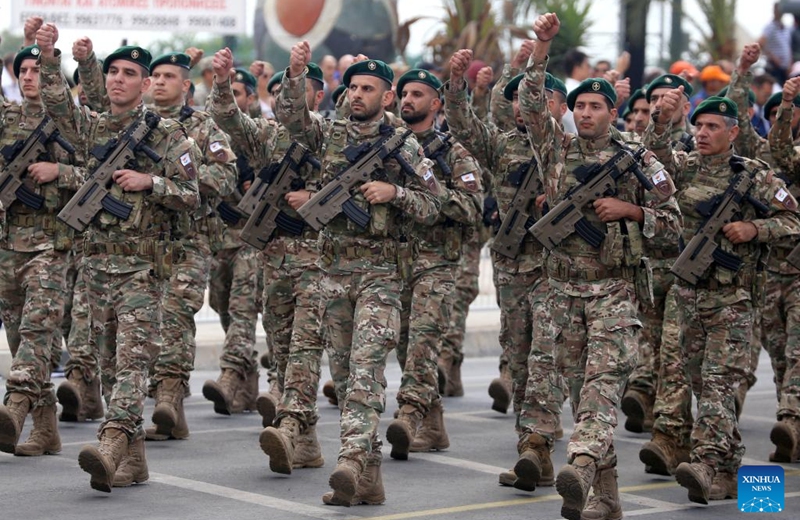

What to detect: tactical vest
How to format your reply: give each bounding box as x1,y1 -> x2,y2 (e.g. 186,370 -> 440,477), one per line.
418,130 -> 462,261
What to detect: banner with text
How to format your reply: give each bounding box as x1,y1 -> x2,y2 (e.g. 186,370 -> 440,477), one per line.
11,0 -> 246,35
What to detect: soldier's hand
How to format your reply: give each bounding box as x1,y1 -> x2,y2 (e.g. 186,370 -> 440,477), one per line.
185,47 -> 204,68
285,189 -> 312,210
475,66 -> 493,93
655,85 -> 684,124
738,43 -> 761,73
614,78 -> 631,106
24,16 -> 44,47
615,51 -> 631,76
449,49 -> 473,84
535,194 -> 547,211
604,69 -> 620,84
72,37 -> 93,63
113,169 -> 153,192
250,60 -> 269,78
723,221 -> 758,244
289,40 -> 311,78
36,23 -> 59,57
212,48 -> 234,84
593,198 -> 642,223
533,13 -> 560,42
783,77 -> 800,101
511,40 -> 535,68
27,162 -> 59,184
360,181 -> 397,205
352,54 -> 370,65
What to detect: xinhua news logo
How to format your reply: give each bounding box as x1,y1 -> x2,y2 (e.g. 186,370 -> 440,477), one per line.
738,465 -> 784,513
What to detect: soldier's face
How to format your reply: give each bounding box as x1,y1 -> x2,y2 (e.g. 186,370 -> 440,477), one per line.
649,88 -> 688,125
694,114 -> 738,156
231,82 -> 255,113
151,64 -> 189,106
76,84 -> 88,107
624,114 -> 635,132
106,60 -> 150,108
348,75 -> 393,122
400,83 -> 439,125
631,98 -> 650,134
573,93 -> 616,139
17,59 -> 40,100
512,93 -> 525,131
305,80 -> 324,111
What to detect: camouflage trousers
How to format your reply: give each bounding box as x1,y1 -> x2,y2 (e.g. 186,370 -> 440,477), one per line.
760,271 -> 800,419
653,283 -> 750,473
61,249 -> 97,382
518,277 -> 563,448
439,237 -> 481,368
550,280 -> 640,468
396,263 -> 456,415
321,268 -> 401,470
209,245 -> 260,377
150,234 -> 212,390
85,263 -> 164,439
1,248 -> 69,407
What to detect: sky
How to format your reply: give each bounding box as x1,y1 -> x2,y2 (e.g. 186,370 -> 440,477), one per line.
0,0 -> 782,66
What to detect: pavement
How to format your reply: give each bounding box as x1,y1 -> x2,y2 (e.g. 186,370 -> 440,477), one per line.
1,349 -> 799,520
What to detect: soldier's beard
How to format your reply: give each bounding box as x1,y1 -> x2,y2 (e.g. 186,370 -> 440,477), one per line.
401,109 -> 428,125
351,104 -> 382,122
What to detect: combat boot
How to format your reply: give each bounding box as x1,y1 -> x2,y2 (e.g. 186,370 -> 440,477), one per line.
410,401 -> 449,452
259,416 -> 300,474
322,380 -> 338,407
621,388 -> 654,433
148,379 -> 189,441
769,416 -> 800,463
734,383 -> 748,420
513,433 -> 554,492
15,401 -> 61,456
113,433 -> 149,487
581,467 -> 622,520
351,453 -> 385,505
488,368 -> 512,414
293,423 -> 325,469
78,427 -> 130,493
57,371 -> 85,422
323,458 -> 362,506
256,379 -> 282,428
446,360 -> 464,397
83,375 -> 105,420
709,471 -> 737,500
639,432 -> 690,476
556,455 -> 597,520
231,369 -> 259,413
0,392 -> 32,453
202,368 -> 241,415
386,404 -> 422,460
499,468 -> 517,487
675,461 -> 714,504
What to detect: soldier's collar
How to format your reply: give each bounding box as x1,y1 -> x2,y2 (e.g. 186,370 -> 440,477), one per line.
413,125 -> 437,140
347,114 -> 387,139
105,104 -> 145,132
148,102 -> 183,120
699,145 -> 734,167
576,131 -> 612,154
21,98 -> 45,117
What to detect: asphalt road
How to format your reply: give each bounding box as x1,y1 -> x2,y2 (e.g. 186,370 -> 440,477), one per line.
1,350 -> 798,520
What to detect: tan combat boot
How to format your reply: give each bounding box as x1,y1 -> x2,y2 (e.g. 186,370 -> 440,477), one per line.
488,367 -> 512,414
202,368 -> 241,415
709,471 -> 737,500
15,401 -> 61,456
57,371 -> 85,422
556,455 -> 597,520
322,380 -> 338,407
113,433 -> 149,487
446,360 -> 464,397
621,388 -> 654,434
582,467 -> 623,520
386,404 -> 422,460
513,433 -> 554,492
83,376 -> 105,420
351,452 -> 385,505
638,432 -> 690,476
675,461 -> 714,504
78,427 -> 130,492
769,416 -> 800,463
323,458 -> 362,506
410,401 -> 449,453
499,468 -> 517,486
259,416 -> 300,474
0,392 -> 32,453
147,378 -> 189,441
256,379 -> 282,428
293,423 -> 325,469
231,369 -> 259,413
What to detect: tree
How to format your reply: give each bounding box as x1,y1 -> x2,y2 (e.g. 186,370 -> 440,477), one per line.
688,0 -> 738,61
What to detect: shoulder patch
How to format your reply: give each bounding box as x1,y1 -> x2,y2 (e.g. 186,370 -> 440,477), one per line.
179,151 -> 196,179
773,186 -> 798,211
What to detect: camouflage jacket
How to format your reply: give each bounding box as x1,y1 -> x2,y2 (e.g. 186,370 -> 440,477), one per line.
489,64 -> 517,132
728,70 -> 774,164
277,68 -> 442,274
0,98 -> 85,252
39,51 -> 200,273
647,121 -> 800,298
76,52 -> 111,113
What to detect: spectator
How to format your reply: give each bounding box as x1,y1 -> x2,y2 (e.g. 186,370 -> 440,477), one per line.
563,49 -> 592,133
690,65 -> 730,113
336,54 -> 355,83
192,57 -> 215,107
669,60 -> 699,82
760,2 -> 792,84
752,73 -> 776,136
318,54 -> 338,111
250,60 -> 275,118
1,52 -> 22,104
465,59 -> 486,92
593,59 -> 611,77
793,14 -> 800,62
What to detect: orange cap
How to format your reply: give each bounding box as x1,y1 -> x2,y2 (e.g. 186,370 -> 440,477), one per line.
700,65 -> 731,83
669,60 -> 699,79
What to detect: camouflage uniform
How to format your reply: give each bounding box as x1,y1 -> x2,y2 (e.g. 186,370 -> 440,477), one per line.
39,52 -> 200,439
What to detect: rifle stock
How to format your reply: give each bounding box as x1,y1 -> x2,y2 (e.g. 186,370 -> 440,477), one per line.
491,160 -> 540,258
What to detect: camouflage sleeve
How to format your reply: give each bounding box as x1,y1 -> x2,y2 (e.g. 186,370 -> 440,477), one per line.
490,64 -> 518,132
149,122 -> 200,211
470,85 -> 490,121
641,190 -> 682,242
389,137 -> 443,225
443,78 -> 500,171
438,141 -> 484,225
768,101 -> 800,179
728,70 -> 767,159
207,78 -> 279,167
519,56 -> 557,152
276,69 -> 325,154
56,163 -> 86,191
38,51 -> 92,151
77,52 -> 110,113
642,119 -> 689,183
335,88 -> 351,120
749,166 -> 800,241
194,117 -> 237,198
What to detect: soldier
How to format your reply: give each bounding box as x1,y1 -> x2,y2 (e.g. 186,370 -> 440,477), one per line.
36,23 -> 200,492
627,88 -> 649,136
0,41 -> 84,457
520,14 -> 681,519
646,88 -> 800,503
278,40 -> 441,505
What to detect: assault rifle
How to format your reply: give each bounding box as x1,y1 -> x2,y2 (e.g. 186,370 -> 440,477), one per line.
530,146 -> 653,250
238,142 -> 321,249
215,154 -> 255,226
671,156 -> 770,285
422,131 -> 453,178
298,125 -> 415,231
491,159 -> 540,258
0,117 -> 76,210
58,112 -> 162,232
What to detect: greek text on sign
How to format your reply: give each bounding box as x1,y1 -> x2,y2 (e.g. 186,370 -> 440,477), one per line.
12,0 -> 247,35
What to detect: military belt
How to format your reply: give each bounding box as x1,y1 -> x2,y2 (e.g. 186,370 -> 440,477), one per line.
546,254 -> 635,283
84,240 -> 156,257
677,270 -> 755,290
9,213 -> 56,231
323,240 -> 397,260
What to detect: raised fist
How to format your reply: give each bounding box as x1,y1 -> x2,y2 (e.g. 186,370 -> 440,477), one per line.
185,47 -> 204,69
449,49 -> 473,83
533,13 -> 560,43
289,41 -> 311,78
24,16 -> 44,47
475,66 -> 493,91
614,78 -> 631,106
35,23 -> 59,57
655,85 -> 684,124
212,47 -> 234,83
783,76 -> 800,101
512,40 -> 535,68
72,37 -> 93,63
738,43 -> 761,73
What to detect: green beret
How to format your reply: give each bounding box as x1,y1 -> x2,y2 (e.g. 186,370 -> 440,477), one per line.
503,73 -> 523,101
150,52 -> 191,72
718,86 -> 755,107
267,71 -> 284,93
764,91 -> 800,119
342,59 -> 393,88
690,95 -> 738,125
622,104 -> 633,119
332,83 -> 347,104
545,73 -> 567,98
103,45 -> 151,74
73,67 -> 80,86
397,68 -> 443,98
306,63 -> 324,87
566,78 -> 617,111
232,67 -> 257,92
623,88 -> 647,119
645,74 -> 693,101
13,45 -> 42,79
